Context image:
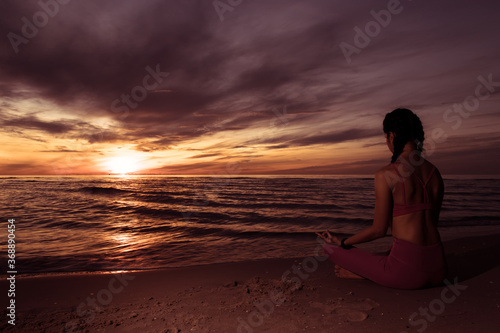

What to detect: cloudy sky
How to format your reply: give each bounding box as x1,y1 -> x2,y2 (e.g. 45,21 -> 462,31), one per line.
1,0 -> 499,175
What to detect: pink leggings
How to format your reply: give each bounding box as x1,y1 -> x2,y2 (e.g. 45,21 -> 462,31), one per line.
323,238 -> 447,289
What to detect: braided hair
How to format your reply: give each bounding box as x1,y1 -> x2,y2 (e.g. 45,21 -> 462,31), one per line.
383,108 -> 425,163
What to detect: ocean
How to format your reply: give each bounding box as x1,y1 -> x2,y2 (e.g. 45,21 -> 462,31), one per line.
1,175 -> 499,275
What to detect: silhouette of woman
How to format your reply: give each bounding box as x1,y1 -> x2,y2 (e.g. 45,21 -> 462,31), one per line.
317,108 -> 447,289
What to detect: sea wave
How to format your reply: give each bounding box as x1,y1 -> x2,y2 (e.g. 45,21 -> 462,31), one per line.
78,186 -> 133,195
0,175 -> 498,274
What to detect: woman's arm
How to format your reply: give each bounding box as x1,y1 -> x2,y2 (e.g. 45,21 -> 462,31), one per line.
342,169 -> 393,247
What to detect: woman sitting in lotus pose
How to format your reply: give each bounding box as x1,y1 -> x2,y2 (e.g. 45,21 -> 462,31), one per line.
317,108 -> 447,289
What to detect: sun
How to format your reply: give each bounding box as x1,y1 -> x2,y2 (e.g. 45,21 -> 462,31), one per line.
104,156 -> 141,174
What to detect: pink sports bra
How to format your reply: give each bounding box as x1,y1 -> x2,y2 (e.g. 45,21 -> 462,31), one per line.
391,163 -> 436,217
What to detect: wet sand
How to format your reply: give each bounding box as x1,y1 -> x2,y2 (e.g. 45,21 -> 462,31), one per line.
1,233 -> 499,332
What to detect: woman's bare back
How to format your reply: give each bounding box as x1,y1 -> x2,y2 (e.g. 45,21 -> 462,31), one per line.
389,158 -> 444,245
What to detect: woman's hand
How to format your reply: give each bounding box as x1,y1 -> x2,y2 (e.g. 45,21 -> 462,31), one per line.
315,230 -> 341,246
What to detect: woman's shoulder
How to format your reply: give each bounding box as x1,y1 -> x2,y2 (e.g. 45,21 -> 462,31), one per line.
422,159 -> 444,184
419,159 -> 442,178
394,157 -> 438,172
374,163 -> 399,189
374,158 -> 442,185
401,158 -> 443,184
376,163 -> 395,176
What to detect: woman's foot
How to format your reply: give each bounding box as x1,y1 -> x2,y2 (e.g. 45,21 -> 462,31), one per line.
334,265 -> 365,280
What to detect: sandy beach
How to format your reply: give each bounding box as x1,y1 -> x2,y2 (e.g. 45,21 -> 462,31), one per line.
1,232 -> 499,333
2,1 -> 500,332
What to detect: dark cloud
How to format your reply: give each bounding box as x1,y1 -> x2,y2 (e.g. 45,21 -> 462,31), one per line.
244,128 -> 381,148
189,153 -> 222,159
290,129 -> 381,147
0,0 -> 351,147
39,149 -> 87,153
2,115 -> 75,134
265,144 -> 290,150
0,113 -> 119,144
0,0 -> 499,174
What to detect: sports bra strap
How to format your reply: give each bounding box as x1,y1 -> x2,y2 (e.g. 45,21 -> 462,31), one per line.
390,163 -> 406,204
390,162 -> 436,217
391,162 -> 436,204
424,166 -> 436,185
413,166 -> 436,202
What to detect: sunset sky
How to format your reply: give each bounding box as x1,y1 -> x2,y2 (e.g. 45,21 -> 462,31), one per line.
1,0 -> 499,175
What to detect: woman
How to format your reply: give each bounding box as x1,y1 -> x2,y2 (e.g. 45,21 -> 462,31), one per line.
317,108 -> 447,289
